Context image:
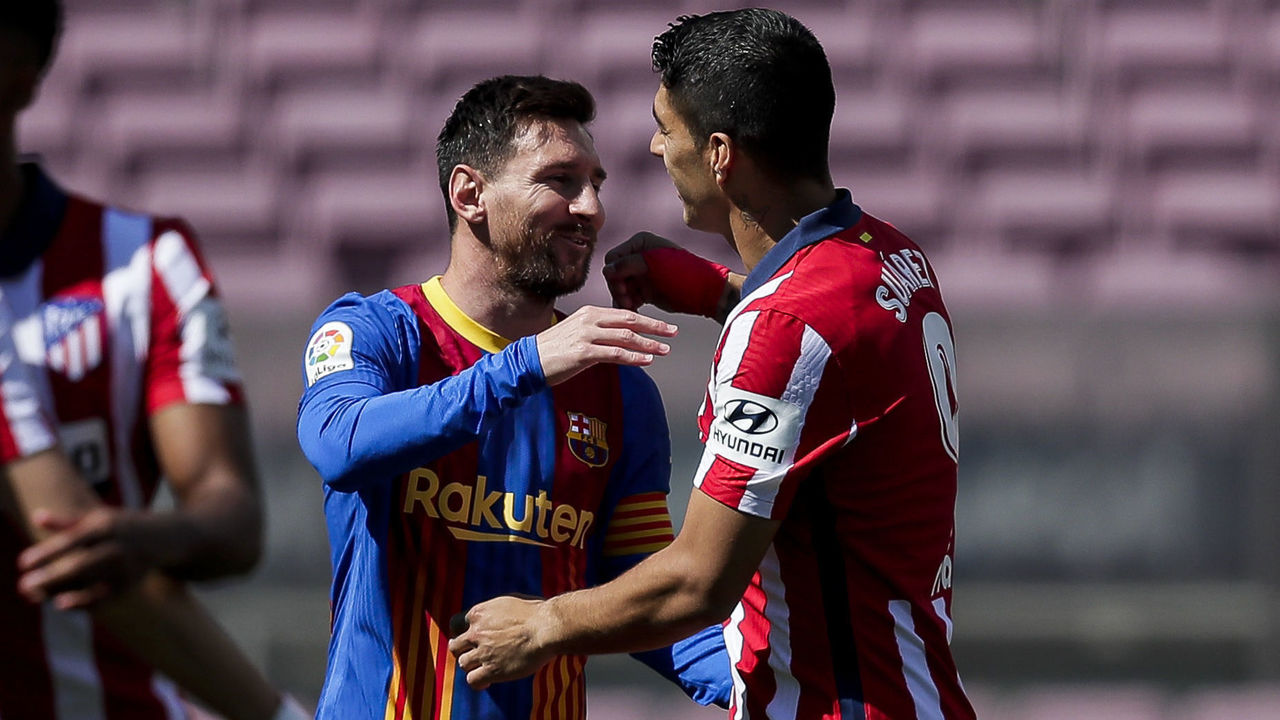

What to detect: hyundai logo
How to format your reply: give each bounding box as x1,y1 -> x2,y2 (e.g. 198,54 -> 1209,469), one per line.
723,399 -> 778,435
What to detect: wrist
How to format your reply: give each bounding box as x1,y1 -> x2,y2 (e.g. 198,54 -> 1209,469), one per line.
534,596 -> 570,657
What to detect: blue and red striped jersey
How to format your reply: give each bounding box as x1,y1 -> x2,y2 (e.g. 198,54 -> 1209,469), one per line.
298,277 -> 729,720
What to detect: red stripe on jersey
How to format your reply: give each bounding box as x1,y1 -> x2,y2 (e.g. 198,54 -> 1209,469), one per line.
724,309 -> 806,399
0,520 -> 57,718
91,627 -> 167,720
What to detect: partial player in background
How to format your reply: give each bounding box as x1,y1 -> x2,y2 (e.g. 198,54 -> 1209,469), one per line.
0,292 -> 307,720
296,75 -> 729,719
451,9 -> 976,720
1,2 -> 270,717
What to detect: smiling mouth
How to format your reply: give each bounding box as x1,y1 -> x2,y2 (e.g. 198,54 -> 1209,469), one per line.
557,225 -> 594,248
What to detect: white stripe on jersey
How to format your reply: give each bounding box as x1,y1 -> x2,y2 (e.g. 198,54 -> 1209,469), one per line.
41,606 -> 107,720
153,230 -> 211,315
760,547 -> 801,720
932,597 -> 953,645
0,292 -> 56,456
691,445 -> 716,492
151,674 -> 185,720
715,310 -> 757,389
890,599 -> 945,720
781,325 -> 832,409
6,263 -> 62,455
103,208 -> 153,510
723,598 -> 750,718
153,230 -> 235,404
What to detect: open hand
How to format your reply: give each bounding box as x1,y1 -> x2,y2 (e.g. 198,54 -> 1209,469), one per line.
535,305 -> 677,386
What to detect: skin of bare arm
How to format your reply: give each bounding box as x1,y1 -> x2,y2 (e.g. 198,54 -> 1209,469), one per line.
17,403 -> 263,608
0,448 -> 285,720
449,490 -> 779,689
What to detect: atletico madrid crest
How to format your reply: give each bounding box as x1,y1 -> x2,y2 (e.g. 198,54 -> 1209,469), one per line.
42,296 -> 105,382
566,412 -> 609,468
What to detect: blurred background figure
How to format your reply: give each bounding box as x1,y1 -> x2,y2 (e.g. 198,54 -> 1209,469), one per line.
1,1 -> 294,718
18,0 -> 1279,718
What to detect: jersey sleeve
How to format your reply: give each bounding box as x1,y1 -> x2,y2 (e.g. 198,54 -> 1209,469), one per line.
599,367 -> 732,708
0,291 -> 57,462
144,218 -> 243,414
295,293 -> 547,492
693,308 -> 854,521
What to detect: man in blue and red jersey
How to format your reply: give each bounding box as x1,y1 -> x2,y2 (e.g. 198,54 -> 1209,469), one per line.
296,75 -> 730,719
1,3 -> 278,718
451,10 -> 976,720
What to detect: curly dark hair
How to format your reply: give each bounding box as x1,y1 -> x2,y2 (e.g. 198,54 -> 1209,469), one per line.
436,75 -> 596,231
652,8 -> 834,183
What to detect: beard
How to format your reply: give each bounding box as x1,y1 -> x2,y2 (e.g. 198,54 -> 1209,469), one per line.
494,218 -> 595,301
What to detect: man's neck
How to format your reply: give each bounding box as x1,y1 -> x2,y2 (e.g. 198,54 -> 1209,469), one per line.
438,235 -> 557,342
729,178 -> 837,272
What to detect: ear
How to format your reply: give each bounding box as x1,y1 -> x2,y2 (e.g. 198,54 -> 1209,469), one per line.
708,132 -> 734,187
448,164 -> 486,225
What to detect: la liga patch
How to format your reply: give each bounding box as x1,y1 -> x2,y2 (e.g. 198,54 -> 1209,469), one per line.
306,321 -> 355,386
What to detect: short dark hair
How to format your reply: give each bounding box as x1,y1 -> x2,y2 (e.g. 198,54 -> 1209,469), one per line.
652,8 -> 834,183
436,75 -> 596,231
0,0 -> 63,71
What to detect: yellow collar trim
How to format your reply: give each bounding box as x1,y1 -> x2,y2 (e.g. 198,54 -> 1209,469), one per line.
421,276 -> 511,353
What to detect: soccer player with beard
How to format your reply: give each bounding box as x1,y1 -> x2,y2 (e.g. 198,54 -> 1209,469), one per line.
296,75 -> 730,720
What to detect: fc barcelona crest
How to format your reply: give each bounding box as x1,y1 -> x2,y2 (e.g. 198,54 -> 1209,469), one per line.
566,412 -> 609,468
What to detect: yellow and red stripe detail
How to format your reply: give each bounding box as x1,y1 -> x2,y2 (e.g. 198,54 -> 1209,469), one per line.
602,492 -> 674,557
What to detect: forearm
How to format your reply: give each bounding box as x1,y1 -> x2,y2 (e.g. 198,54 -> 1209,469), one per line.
298,337 -> 545,489
540,548 -> 731,657
92,574 -> 282,720
140,481 -> 262,579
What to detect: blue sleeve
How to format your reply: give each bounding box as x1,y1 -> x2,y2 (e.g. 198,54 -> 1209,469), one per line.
607,368 -> 732,708
296,293 -> 547,492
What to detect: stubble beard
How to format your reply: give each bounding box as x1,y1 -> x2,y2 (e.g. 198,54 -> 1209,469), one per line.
495,219 -> 593,302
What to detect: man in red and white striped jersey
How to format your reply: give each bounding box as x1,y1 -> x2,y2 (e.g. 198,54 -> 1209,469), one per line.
0,292 -> 306,720
1,3 -> 267,717
451,9 -> 975,719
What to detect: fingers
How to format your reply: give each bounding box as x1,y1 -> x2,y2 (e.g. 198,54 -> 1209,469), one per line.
18,542 -> 127,603
602,231 -> 674,265
49,583 -> 113,611
18,511 -> 107,572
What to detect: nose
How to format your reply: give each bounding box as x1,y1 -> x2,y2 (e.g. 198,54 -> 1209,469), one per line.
571,182 -> 605,230
650,129 -> 664,158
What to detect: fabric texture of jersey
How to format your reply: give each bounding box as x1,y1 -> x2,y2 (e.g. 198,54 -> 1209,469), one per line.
297,277 -> 730,720
692,190 -> 974,720
0,163 -> 244,720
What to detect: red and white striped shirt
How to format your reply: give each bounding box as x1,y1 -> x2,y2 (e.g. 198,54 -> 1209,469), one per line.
693,191 -> 973,720
0,163 -> 243,720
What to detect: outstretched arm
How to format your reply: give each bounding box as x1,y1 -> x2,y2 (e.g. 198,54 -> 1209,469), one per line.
1,448 -> 302,720
449,491 -> 778,689
298,302 -> 677,491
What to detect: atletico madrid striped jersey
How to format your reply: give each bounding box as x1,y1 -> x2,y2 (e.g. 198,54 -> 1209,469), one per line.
0,163 -> 244,719
692,190 -> 975,720
297,277 -> 730,720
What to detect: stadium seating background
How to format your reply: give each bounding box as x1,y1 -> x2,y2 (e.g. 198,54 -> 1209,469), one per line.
21,0 -> 1280,715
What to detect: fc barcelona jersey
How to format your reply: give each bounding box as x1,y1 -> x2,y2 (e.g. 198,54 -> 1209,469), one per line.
297,277 -> 729,720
